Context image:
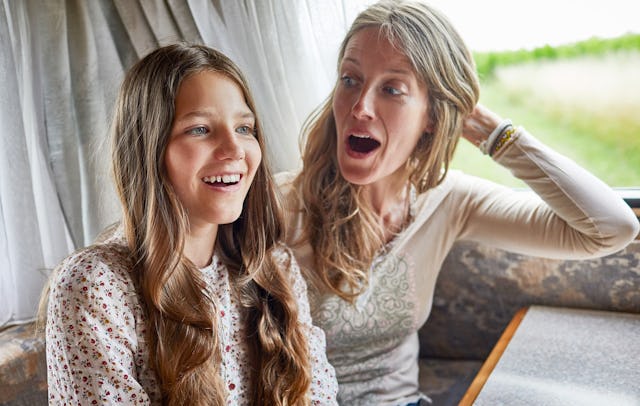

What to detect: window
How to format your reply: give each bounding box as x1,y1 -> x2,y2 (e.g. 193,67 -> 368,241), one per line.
454,37 -> 640,190
428,0 -> 639,191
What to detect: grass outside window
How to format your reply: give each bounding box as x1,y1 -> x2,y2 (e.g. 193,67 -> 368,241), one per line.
452,35 -> 640,188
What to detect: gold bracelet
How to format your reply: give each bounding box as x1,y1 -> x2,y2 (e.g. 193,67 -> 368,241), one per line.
490,126 -> 516,155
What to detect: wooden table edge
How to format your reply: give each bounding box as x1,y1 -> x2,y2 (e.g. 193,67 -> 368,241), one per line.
458,306 -> 529,406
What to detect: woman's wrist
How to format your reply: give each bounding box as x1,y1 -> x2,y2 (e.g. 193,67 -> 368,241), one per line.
490,125 -> 517,155
478,119 -> 513,155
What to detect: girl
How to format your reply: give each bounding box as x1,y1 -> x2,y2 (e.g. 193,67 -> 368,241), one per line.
44,43 -> 337,405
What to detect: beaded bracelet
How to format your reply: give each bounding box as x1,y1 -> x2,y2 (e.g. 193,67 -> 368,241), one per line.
490,125 -> 517,156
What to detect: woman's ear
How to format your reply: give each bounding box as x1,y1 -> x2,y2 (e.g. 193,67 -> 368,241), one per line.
424,121 -> 435,135
423,109 -> 435,135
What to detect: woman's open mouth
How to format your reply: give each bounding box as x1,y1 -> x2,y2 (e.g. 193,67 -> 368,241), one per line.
348,134 -> 381,154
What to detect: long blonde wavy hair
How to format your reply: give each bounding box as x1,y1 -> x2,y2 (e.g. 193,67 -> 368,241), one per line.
109,43 -> 310,405
294,0 -> 480,300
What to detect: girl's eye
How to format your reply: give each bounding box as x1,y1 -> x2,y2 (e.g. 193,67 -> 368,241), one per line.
236,125 -> 255,136
383,86 -> 402,96
187,126 -> 208,136
340,75 -> 357,88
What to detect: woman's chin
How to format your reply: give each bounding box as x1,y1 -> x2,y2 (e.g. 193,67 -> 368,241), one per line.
338,161 -> 376,186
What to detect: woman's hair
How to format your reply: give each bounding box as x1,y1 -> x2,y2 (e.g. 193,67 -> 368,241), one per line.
294,0 -> 480,299
111,43 -> 310,405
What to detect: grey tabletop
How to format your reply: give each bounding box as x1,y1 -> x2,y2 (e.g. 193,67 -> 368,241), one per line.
474,305 -> 640,406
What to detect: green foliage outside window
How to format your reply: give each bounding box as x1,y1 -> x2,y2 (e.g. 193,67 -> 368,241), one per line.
452,34 -> 640,188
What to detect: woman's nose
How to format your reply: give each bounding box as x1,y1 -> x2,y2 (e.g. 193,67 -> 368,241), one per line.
351,88 -> 375,120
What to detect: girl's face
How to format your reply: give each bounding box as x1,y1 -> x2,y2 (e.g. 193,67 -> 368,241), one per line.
165,71 -> 261,230
333,27 -> 431,187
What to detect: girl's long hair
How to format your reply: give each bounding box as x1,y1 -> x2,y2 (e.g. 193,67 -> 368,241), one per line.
110,43 -> 310,405
294,0 -> 480,300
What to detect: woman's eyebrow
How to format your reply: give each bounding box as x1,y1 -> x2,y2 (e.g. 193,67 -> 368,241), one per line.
341,57 -> 413,76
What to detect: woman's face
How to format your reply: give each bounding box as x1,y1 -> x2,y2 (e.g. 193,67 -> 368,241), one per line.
165,71 -> 261,230
333,27 -> 431,187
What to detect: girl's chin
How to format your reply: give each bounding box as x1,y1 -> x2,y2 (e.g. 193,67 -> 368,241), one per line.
203,210 -> 244,226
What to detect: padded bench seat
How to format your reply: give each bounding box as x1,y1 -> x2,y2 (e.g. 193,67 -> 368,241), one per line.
1,238 -> 638,405
419,358 -> 482,405
0,323 -> 47,406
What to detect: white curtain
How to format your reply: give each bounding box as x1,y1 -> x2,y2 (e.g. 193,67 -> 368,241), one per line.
0,0 -> 369,328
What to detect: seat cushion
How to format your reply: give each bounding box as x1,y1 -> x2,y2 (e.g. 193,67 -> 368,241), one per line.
418,358 -> 482,406
0,323 -> 47,406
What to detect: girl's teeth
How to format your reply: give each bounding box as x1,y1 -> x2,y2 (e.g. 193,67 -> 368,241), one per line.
203,174 -> 240,184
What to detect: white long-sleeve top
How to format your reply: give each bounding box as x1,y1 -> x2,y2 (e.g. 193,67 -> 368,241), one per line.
46,233 -> 338,405
277,128 -> 639,405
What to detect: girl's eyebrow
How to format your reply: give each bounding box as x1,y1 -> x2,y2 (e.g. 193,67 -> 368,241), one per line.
175,110 -> 212,121
174,110 -> 255,123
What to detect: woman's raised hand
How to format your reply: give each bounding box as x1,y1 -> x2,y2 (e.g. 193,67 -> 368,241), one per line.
461,103 -> 503,149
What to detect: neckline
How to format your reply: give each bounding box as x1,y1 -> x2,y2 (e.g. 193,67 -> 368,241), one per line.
382,182 -> 417,248
199,254 -> 219,273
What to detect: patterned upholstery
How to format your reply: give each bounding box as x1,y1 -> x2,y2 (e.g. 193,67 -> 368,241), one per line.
0,324 -> 47,406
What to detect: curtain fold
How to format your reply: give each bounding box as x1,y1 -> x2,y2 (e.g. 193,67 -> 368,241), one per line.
0,0 -> 366,328
1,0 -> 74,326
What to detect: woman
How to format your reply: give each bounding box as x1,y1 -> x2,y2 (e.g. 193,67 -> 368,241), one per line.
277,1 -> 639,404
44,44 -> 337,405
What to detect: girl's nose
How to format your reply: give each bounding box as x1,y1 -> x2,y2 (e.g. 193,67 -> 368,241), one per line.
214,130 -> 245,161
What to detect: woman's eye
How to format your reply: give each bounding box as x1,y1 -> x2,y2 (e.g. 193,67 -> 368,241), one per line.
187,126 -> 208,136
383,86 -> 402,96
236,125 -> 255,136
340,75 -> 357,88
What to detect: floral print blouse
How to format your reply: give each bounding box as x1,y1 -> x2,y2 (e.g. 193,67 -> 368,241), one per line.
46,234 -> 338,405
